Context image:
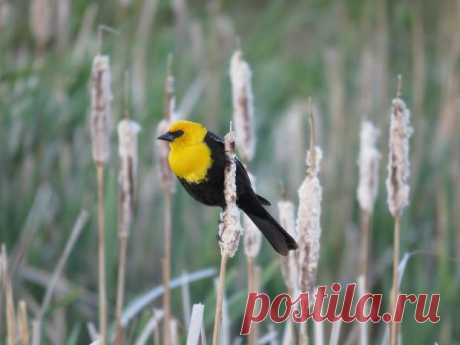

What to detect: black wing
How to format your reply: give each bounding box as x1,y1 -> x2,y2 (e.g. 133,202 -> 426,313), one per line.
205,131 -> 271,206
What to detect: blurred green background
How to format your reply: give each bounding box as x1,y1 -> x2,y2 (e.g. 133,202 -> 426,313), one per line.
1,0 -> 459,344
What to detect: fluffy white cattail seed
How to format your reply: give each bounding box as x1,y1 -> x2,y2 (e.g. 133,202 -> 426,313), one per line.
118,119 -> 141,230
357,121 -> 381,213
90,55 -> 113,163
244,173 -> 262,258
218,128 -> 242,258
230,50 -> 255,162
386,97 -> 413,217
278,200 -> 298,293
156,119 -> 175,193
297,147 -> 323,293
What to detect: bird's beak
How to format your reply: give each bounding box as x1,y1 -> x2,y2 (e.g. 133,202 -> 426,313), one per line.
157,130 -> 184,142
157,132 -> 176,142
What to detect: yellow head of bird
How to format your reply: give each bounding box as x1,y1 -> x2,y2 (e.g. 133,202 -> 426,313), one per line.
157,120 -> 207,148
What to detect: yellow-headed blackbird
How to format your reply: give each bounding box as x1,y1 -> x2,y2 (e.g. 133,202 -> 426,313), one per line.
157,120 -> 298,255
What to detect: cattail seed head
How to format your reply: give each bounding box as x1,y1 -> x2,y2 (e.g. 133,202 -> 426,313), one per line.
357,121 -> 381,213
156,119 -> 176,193
244,173 -> 262,258
118,119 -> 141,230
278,200 -> 298,292
90,55 -> 113,164
230,50 -> 255,162
386,96 -> 413,217
297,146 -> 323,293
218,127 -> 242,258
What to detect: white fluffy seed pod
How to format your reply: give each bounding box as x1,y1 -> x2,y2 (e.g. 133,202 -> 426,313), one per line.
244,173 -> 262,258
357,121 -> 381,213
297,147 -> 323,293
90,55 -> 113,163
118,119 -> 141,230
229,50 -> 255,162
155,119 -> 175,193
278,200 -> 298,293
218,129 -> 242,258
386,97 -> 413,217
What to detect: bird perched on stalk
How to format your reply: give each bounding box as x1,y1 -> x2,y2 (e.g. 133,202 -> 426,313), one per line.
157,120 -> 298,255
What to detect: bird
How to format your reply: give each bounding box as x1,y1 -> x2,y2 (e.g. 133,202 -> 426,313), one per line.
157,120 -> 298,256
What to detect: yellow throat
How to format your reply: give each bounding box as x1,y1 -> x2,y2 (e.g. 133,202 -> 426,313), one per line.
167,120 -> 212,183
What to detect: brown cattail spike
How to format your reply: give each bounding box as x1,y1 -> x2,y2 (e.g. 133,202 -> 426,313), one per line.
118,119 -> 141,229
386,79 -> 413,217
230,50 -> 255,162
357,121 -> 381,213
90,54 -> 113,164
218,126 -> 242,257
297,104 -> 323,294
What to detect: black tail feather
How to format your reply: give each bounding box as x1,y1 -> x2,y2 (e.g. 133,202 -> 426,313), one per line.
238,195 -> 297,256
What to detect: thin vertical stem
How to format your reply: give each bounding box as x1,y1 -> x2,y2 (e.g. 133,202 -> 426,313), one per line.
97,163 -> 108,345
212,254 -> 228,345
360,210 -> 371,345
360,210 -> 371,290
162,191 -> 172,345
115,230 -> 128,345
389,216 -> 401,345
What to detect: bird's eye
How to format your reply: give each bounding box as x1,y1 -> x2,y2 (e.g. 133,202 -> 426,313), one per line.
170,130 -> 184,138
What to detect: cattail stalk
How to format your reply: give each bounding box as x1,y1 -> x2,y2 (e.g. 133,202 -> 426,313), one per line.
278,199 -> 298,344
90,54 -> 113,345
357,122 -> 380,283
230,49 -> 259,345
1,245 -> 17,345
230,50 -> 255,162
18,300 -> 29,345
386,77 -> 412,345
115,119 -> 141,344
156,58 -> 176,345
243,174 -> 261,345
297,107 -> 322,345
357,121 -> 380,345
212,126 -> 242,345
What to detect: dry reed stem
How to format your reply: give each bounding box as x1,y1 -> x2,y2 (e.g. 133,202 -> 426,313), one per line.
387,77 -> 412,345
297,105 -> 322,345
96,163 -> 108,345
357,120 -> 380,295
278,200 -> 297,344
1,245 -> 17,345
244,174 -> 261,345
18,300 -> 30,345
115,119 -> 141,344
389,216 -> 401,345
212,255 -> 228,345
160,58 -> 175,345
358,275 -> 368,345
212,125 -> 241,345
